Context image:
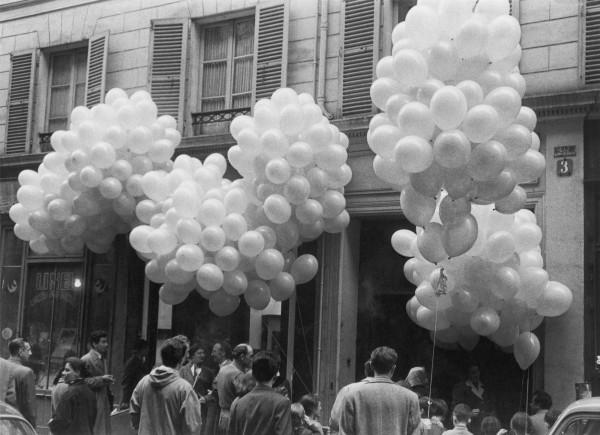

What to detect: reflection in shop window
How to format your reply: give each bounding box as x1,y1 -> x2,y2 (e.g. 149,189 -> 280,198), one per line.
0,228 -> 23,357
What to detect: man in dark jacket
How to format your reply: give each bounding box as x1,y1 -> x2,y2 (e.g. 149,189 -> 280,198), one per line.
7,338 -> 36,427
130,338 -> 202,435
120,339 -> 149,409
228,351 -> 292,435
180,344 -> 215,431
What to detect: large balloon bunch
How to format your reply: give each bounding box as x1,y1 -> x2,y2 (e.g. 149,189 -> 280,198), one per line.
370,0 -> 544,258
393,201 -> 572,369
127,151 -> 324,316
9,88 -> 180,255
227,88 -> 352,238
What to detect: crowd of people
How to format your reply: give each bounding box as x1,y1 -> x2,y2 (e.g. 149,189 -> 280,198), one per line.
0,335 -> 565,435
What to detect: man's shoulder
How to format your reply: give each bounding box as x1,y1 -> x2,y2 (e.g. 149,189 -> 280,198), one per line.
350,380 -> 418,399
12,363 -> 33,378
81,351 -> 94,362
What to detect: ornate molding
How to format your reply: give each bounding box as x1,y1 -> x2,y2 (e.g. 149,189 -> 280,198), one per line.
345,188 -> 402,216
524,89 -> 600,120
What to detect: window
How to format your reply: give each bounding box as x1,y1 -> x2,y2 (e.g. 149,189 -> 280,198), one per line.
0,228 -> 24,357
559,415 -> 600,435
194,17 -> 254,135
46,49 -> 88,132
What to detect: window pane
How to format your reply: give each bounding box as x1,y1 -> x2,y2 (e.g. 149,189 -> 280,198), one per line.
51,54 -> 72,86
235,20 -> 254,56
398,0 -> 418,21
202,61 -> 227,97
75,51 -> 88,84
204,25 -> 229,60
49,118 -> 68,133
232,94 -> 251,109
2,228 -> 23,265
201,98 -> 225,112
233,58 -> 252,94
49,86 -> 70,118
23,262 -> 83,390
75,83 -> 86,107
1,266 -> 21,358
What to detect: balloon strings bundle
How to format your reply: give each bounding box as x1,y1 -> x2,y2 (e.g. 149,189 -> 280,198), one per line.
525,368 -> 530,433
427,295 -> 440,420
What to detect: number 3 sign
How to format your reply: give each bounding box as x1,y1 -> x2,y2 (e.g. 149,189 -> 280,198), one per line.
557,158 -> 573,177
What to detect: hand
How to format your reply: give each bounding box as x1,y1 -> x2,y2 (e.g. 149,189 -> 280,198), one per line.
472,408 -> 480,416
199,396 -> 206,404
102,374 -> 115,384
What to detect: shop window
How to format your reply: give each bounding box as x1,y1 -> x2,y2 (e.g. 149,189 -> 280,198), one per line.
0,228 -> 24,357
193,16 -> 255,136
22,261 -> 84,390
46,49 -> 88,133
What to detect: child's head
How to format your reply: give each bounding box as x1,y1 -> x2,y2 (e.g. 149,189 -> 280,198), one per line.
510,411 -> 533,435
291,403 -> 306,428
480,415 -> 502,435
452,403 -> 472,426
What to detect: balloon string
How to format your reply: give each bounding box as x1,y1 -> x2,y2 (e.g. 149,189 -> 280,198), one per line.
428,296 -> 439,420
525,368 -> 530,433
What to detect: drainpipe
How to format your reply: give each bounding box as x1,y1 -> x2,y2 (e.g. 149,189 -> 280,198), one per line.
317,0 -> 333,119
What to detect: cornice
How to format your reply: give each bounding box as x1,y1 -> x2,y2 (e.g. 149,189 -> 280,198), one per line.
344,188 -> 402,216
523,89 -> 600,121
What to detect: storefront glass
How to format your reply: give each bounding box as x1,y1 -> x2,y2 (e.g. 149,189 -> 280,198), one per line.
0,228 -> 23,356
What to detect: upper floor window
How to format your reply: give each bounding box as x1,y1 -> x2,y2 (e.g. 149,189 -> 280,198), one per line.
47,49 -> 88,132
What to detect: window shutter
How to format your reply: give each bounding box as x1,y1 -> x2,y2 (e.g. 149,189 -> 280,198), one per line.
85,33 -> 108,107
149,19 -> 188,129
586,0 -> 600,84
5,51 -> 36,155
341,0 -> 380,117
254,1 -> 288,102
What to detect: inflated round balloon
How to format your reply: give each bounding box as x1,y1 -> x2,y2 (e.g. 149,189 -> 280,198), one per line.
486,15 -> 521,62
416,306 -> 451,331
433,130 -> 471,169
537,281 -> 573,317
405,5 -> 440,49
467,141 -> 507,182
442,214 -> 478,257
196,263 -> 224,292
513,331 -> 540,370
209,290 -> 241,316
397,102 -> 435,140
238,231 -> 265,257
244,280 -> 271,310
410,163 -> 444,197
270,272 -> 296,301
455,16 -> 488,58
255,249 -> 285,280
291,254 -> 318,284
392,49 -> 428,87
461,105 -> 500,143
400,186 -> 436,227
159,283 -> 190,305
391,229 -> 417,257
417,223 -> 448,264
430,86 -> 468,130
470,307 -> 500,336
394,136 -> 434,173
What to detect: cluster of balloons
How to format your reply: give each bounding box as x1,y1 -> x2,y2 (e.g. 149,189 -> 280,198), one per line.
370,0 -> 544,257
370,0 -> 573,369
227,88 -> 352,238
128,151 -> 324,316
9,88 -> 180,255
393,203 -> 572,369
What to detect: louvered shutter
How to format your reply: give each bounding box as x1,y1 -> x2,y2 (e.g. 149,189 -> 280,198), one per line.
85,33 -> 108,107
149,19 -> 188,129
586,0 -> 600,84
341,0 -> 380,117
5,51 -> 36,155
253,1 -> 288,102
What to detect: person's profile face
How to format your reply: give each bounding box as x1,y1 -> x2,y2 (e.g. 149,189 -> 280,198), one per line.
63,363 -> 79,383
94,337 -> 109,354
192,349 -> 205,365
20,342 -> 32,361
212,344 -> 224,362
468,366 -> 480,383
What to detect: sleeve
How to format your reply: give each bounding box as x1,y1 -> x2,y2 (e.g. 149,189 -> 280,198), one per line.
129,379 -> 143,430
228,399 -> 239,435
181,387 -> 202,435
17,369 -> 36,427
48,391 -> 72,433
274,399 -> 292,435
329,387 -> 347,431
407,394 -> 422,435
83,359 -> 107,391
339,395 -> 355,435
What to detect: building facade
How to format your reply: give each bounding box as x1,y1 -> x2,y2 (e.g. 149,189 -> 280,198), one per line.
0,0 -> 597,431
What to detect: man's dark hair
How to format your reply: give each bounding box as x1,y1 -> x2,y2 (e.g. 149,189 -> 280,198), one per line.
90,330 -> 108,345
251,351 -> 279,382
532,390 -> 552,409
160,338 -> 187,368
65,357 -> 89,378
300,394 -> 319,417
215,341 -> 232,359
369,346 -> 397,374
189,343 -> 205,358
232,343 -> 252,360
8,338 -> 27,356
133,338 -> 148,352
453,403 -> 472,423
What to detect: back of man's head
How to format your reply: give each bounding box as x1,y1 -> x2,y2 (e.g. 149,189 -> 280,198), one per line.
8,338 -> 26,357
252,351 -> 279,383
160,338 -> 186,368
453,403 -> 472,424
369,346 -> 397,375
532,390 -> 552,410
232,343 -> 252,361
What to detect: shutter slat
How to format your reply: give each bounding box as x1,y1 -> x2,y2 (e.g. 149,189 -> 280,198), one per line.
150,21 -> 187,124
255,3 -> 287,101
586,4 -> 600,83
85,34 -> 108,107
6,52 -> 35,154
342,0 -> 376,116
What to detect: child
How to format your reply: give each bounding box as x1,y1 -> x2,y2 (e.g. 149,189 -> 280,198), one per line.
291,403 -> 313,435
510,411 -> 533,435
416,396 -> 445,435
442,403 -> 473,435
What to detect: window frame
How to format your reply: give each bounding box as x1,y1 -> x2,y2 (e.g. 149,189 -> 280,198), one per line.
44,47 -> 88,133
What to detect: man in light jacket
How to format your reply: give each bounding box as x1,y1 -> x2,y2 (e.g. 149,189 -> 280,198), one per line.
130,337 -> 202,435
7,338 -> 36,428
337,346 -> 421,435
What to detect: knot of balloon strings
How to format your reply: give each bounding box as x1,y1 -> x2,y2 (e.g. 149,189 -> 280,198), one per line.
434,268 -> 448,297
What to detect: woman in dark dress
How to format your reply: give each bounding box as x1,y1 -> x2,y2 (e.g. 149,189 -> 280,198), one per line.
48,357 -> 97,435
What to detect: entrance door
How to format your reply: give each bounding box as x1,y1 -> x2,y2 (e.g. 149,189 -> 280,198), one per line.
22,261 -> 84,390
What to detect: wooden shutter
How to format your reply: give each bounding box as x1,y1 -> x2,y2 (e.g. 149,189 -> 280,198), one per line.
586,0 -> 600,84
253,1 -> 288,102
85,33 -> 108,107
5,51 -> 36,155
341,0 -> 380,117
149,19 -> 188,129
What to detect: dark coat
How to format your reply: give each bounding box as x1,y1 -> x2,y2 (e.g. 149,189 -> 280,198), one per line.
82,350 -> 112,435
48,380 -> 97,435
121,354 -> 148,405
228,384 -> 292,435
180,363 -> 215,398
